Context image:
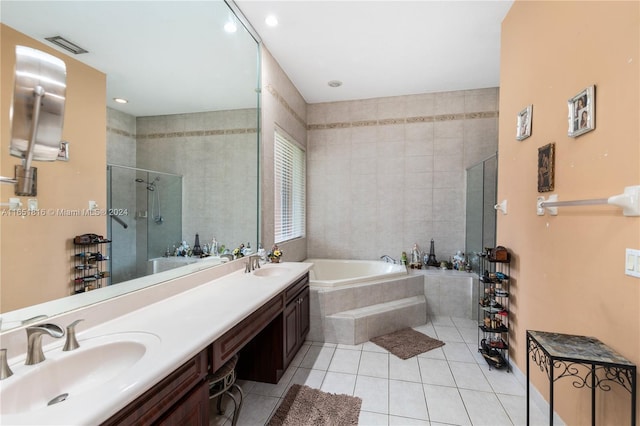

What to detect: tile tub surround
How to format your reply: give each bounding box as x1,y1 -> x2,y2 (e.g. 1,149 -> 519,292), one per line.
420,268 -> 479,320
309,274 -> 427,345
308,268 -> 478,345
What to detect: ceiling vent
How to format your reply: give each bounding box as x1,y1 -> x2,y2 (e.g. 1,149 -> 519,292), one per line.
45,36 -> 88,55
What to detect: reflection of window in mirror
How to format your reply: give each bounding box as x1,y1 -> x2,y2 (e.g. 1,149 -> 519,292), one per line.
274,129 -> 306,243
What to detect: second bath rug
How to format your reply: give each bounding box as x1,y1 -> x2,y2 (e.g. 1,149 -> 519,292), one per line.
370,328 -> 445,359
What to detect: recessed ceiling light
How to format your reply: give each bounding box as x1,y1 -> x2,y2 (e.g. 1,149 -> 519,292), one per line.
113,98 -> 128,104
328,80 -> 343,88
265,15 -> 278,27
224,21 -> 238,33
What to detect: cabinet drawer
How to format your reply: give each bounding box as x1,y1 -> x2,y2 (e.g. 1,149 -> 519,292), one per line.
102,350 -> 208,426
211,293 -> 284,372
284,273 -> 309,305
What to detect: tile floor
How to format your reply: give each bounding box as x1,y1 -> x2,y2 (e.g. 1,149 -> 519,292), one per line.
210,316 -> 550,426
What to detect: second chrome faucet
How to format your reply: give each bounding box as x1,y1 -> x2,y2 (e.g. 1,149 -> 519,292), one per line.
25,323 -> 64,365
25,319 -> 84,365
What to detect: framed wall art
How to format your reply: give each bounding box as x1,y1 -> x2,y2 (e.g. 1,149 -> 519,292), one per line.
568,85 -> 595,138
516,104 -> 532,141
537,142 -> 555,192
57,141 -> 69,161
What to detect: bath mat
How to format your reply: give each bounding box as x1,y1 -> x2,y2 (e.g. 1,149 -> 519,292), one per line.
267,384 -> 362,426
370,328 -> 445,360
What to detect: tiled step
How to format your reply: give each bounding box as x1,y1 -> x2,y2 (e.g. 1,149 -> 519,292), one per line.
324,295 -> 427,345
314,274 -> 424,316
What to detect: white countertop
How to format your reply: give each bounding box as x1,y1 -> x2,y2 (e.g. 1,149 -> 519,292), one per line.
0,261 -> 312,425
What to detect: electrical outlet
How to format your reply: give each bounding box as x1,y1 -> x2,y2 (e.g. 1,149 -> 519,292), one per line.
27,198 -> 38,211
626,248 -> 640,278
88,200 -> 98,211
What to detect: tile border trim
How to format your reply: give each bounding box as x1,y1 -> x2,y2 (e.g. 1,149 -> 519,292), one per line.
308,111 -> 498,130
107,127 -> 257,140
265,83 -> 306,128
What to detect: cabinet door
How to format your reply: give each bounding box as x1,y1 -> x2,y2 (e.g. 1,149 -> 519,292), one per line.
283,300 -> 299,366
298,286 -> 310,343
156,380 -> 209,426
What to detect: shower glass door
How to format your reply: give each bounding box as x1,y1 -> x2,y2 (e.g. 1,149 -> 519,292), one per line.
107,165 -> 182,284
465,154 -> 497,273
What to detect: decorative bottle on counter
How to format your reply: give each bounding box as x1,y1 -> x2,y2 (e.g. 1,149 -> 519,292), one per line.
192,233 -> 203,257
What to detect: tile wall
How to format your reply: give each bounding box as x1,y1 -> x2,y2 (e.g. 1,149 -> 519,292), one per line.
306,88 -> 499,261
107,108 -> 258,274
136,109 -> 258,252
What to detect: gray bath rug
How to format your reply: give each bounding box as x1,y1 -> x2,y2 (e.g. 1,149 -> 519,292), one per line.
370,328 -> 445,360
267,384 -> 362,426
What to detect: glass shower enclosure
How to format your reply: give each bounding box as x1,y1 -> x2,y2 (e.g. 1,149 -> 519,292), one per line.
107,164 -> 182,284
465,154 -> 498,273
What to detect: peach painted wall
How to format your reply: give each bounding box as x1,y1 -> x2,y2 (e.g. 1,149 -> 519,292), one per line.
1,25 -> 106,312
498,2 -> 639,424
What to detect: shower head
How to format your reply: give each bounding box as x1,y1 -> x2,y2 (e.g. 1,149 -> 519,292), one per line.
135,177 -> 156,191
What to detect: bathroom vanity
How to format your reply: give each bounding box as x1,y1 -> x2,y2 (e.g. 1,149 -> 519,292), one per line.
106,270 -> 310,425
0,262 -> 311,425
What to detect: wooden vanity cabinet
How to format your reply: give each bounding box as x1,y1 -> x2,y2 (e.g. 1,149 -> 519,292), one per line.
102,349 -> 208,426
236,273 -> 310,384
103,272 -> 310,425
284,284 -> 309,367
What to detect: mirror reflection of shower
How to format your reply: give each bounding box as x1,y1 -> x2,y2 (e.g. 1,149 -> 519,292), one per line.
135,177 -> 163,224
107,165 -> 182,284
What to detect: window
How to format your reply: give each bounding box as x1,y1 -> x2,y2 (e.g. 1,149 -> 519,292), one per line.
274,129 -> 305,243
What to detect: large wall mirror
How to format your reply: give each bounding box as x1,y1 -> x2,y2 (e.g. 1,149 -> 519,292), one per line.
0,1 -> 260,330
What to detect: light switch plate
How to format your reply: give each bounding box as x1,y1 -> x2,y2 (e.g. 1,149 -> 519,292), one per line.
9,198 -> 21,210
626,248 -> 640,278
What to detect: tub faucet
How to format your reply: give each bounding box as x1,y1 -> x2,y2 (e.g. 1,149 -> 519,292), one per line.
380,255 -> 397,264
25,323 -> 64,365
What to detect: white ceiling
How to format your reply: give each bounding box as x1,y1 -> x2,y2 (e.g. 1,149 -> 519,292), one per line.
237,0 -> 514,104
0,0 -> 513,115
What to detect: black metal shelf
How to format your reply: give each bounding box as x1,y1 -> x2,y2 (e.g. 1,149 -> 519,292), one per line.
73,236 -> 110,294
477,249 -> 511,371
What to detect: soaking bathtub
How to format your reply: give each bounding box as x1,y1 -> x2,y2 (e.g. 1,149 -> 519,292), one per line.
305,258 -> 408,288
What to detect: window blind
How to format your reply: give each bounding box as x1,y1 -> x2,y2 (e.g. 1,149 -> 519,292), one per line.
274,130 -> 305,243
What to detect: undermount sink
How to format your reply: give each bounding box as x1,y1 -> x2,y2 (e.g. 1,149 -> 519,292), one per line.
0,331 -> 160,416
253,265 -> 291,277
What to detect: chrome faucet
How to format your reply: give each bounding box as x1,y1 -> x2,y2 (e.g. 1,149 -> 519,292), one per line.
25,323 -> 64,365
245,254 -> 261,273
63,319 -> 84,351
380,255 -> 397,264
0,349 -> 13,380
